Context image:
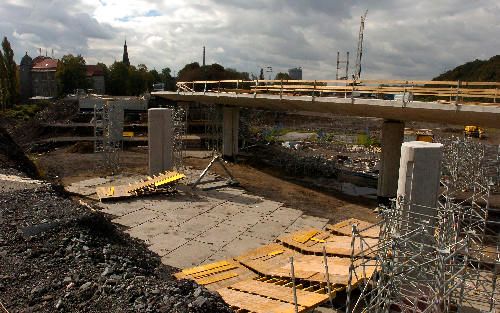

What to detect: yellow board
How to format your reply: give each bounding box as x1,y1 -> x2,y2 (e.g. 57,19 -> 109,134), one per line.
123,131 -> 134,137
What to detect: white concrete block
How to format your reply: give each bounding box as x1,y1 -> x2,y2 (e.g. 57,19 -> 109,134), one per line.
148,108 -> 173,176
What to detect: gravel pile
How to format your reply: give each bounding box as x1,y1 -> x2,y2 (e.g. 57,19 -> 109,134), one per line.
0,127 -> 233,312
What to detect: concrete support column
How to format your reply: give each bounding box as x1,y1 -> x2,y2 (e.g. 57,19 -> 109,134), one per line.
148,108 -> 173,176
377,120 -> 405,204
397,141 -> 443,234
222,107 -> 239,159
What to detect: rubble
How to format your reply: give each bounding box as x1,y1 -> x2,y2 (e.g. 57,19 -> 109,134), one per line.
0,126 -> 233,313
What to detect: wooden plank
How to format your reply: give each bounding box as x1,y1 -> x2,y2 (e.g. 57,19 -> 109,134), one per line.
182,260 -> 232,275
217,288 -> 307,313
228,280 -> 329,307
292,229 -> 319,244
196,272 -> 239,285
326,218 -> 380,238
191,264 -> 239,279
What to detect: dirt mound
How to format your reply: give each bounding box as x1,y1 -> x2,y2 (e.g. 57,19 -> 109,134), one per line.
0,124 -> 233,312
0,126 -> 38,177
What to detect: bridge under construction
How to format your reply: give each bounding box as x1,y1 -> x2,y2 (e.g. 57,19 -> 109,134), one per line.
153,79 -> 500,202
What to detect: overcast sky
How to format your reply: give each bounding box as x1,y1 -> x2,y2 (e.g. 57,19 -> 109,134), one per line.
1,0 -> 498,79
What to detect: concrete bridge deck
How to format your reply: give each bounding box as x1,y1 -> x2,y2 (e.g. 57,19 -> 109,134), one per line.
153,91 -> 500,128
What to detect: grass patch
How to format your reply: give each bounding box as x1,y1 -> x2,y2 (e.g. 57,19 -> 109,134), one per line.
0,101 -> 50,120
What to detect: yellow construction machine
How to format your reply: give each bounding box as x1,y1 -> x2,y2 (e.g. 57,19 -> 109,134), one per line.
464,126 -> 486,139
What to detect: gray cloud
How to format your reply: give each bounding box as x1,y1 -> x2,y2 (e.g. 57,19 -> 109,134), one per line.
0,0 -> 498,79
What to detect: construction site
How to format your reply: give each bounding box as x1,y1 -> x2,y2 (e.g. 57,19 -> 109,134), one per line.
0,72 -> 499,313
1,3 -> 500,312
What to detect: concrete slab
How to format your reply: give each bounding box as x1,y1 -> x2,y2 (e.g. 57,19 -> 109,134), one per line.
149,231 -> 190,256
196,223 -> 247,247
223,210 -> 266,228
161,240 -> 218,268
206,234 -> 271,262
99,200 -> 149,217
112,209 -> 159,228
265,206 -> 303,224
245,200 -> 282,215
175,214 -> 221,236
245,219 -> 290,241
284,215 -> 329,233
205,202 -> 245,219
147,199 -> 191,215
126,217 -> 177,243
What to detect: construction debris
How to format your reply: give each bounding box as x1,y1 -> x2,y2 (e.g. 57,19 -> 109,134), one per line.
96,170 -> 185,200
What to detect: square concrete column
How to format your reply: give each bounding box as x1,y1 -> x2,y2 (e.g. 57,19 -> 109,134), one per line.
397,141 -> 443,234
148,108 -> 173,176
377,120 -> 405,204
222,107 -> 239,159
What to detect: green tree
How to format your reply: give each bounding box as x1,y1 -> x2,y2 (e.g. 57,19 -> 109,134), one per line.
0,37 -> 18,109
108,61 -> 130,95
149,69 -> 161,83
56,54 -> 88,94
274,72 -> 291,80
161,67 -> 176,91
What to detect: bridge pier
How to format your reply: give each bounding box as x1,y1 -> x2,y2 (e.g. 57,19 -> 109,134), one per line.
222,107 -> 239,160
148,108 -> 174,176
377,120 -> 405,205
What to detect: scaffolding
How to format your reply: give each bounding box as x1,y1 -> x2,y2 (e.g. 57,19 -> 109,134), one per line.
93,100 -> 123,173
172,103 -> 188,169
204,104 -> 223,153
346,137 -> 499,313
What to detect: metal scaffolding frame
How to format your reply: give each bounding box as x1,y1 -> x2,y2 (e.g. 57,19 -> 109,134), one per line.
204,104 -> 223,154
346,137 -> 499,313
172,103 -> 188,169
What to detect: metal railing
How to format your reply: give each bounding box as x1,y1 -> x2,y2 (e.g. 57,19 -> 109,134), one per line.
175,79 -> 500,104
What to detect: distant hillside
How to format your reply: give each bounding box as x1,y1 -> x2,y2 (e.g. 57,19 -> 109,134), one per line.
433,55 -> 499,82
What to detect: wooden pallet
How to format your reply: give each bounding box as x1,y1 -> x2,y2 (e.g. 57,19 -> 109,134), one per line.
326,218 -> 380,238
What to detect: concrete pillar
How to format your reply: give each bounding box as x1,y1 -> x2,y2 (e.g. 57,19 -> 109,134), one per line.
377,120 -> 405,204
148,108 -> 173,176
397,141 -> 443,234
222,107 -> 239,159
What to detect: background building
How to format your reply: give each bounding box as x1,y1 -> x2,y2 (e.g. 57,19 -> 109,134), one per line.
31,56 -> 58,98
86,65 -> 105,94
288,67 -> 302,80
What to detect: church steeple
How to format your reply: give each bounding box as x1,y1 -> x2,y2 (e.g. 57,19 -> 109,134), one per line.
122,40 -> 130,66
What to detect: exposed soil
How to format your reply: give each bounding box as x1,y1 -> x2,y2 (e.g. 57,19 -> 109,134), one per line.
32,145 -> 378,224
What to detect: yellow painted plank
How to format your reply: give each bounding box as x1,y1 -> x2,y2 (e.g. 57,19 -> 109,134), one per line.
182,260 -> 231,276
191,264 -> 239,279
292,229 -> 319,244
196,272 -> 238,285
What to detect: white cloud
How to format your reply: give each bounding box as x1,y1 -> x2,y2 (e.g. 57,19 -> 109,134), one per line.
0,0 -> 498,79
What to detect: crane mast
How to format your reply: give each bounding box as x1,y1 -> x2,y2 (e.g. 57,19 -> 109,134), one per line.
354,10 -> 368,81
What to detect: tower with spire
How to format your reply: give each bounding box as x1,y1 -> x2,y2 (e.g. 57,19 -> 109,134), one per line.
122,40 -> 130,66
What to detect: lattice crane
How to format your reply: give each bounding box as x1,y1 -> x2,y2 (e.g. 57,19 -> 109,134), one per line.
354,10 -> 368,81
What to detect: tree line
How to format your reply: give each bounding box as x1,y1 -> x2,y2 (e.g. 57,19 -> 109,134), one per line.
56,54 -> 176,96
0,37 -> 18,110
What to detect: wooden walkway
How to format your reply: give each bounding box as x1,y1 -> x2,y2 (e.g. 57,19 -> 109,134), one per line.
175,218 -> 380,312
